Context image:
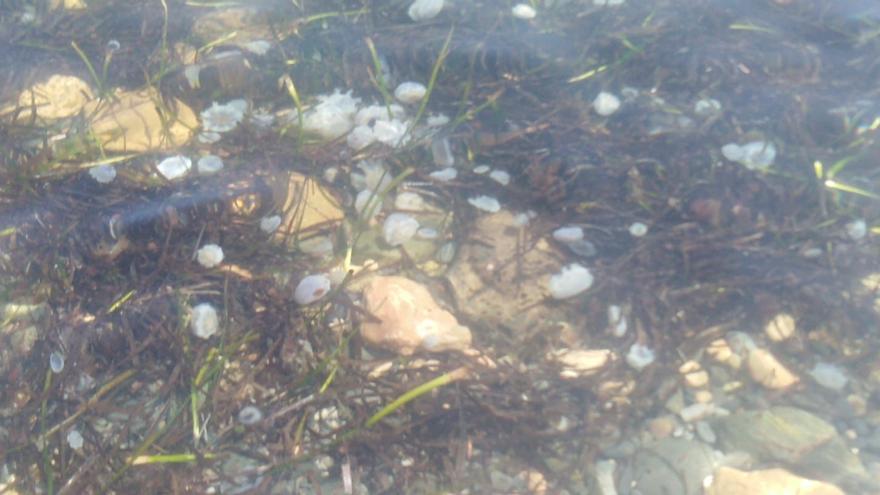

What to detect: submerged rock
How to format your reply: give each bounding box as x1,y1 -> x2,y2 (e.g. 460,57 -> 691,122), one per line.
361,276 -> 471,355
86,89 -> 197,152
706,467 -> 844,495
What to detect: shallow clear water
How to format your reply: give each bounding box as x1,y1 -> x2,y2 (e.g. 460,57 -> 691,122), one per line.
1,0 -> 879,493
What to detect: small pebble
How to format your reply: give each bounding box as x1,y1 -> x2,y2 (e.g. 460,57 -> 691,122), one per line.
294,274 -> 332,305
467,195 -> 501,213
66,429 -> 84,450
548,263 -> 593,299
626,343 -> 655,371
628,222 -> 648,237
88,164 -> 116,184
260,215 -> 282,233
408,0 -> 444,21
489,169 -> 511,186
191,303 -> 219,339
383,213 -> 420,246
238,405 -> 264,425
156,155 -> 191,180
808,362 -> 849,391
197,155 -> 224,174
593,91 -> 621,116
428,167 -> 457,182
394,81 -> 427,104
473,165 -> 491,174
196,244 -> 224,268
553,226 -> 584,243
511,3 -> 537,19
846,219 -> 867,241
49,351 -> 65,373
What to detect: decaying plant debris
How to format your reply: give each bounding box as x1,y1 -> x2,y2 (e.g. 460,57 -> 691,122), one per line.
2,0 -> 880,493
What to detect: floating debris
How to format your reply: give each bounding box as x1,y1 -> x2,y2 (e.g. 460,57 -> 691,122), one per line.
196,244 -> 224,268
548,263 -> 593,299
191,303 -> 219,339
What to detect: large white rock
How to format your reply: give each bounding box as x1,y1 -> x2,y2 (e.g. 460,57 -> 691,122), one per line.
361,276 -> 471,355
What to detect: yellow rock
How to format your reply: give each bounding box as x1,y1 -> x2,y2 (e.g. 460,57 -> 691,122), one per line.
547,349 -> 614,379
85,89 -> 197,152
2,74 -> 93,122
270,172 -> 344,245
747,348 -> 799,390
706,467 -> 844,495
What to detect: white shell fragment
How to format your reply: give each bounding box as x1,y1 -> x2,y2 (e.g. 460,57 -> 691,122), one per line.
626,343 -> 656,371
428,167 -> 457,182
191,303 -> 219,339
548,263 -> 594,299
201,99 -> 246,133
593,91 -> 621,116
383,213 -> 420,246
846,219 -> 867,241
260,215 -> 282,233
157,155 -> 192,180
294,274 -> 332,305
607,304 -> 628,337
473,165 -> 490,174
721,140 -> 776,171
694,98 -> 722,116
808,362 -> 848,391
49,351 -> 65,373
512,3 -> 537,19
302,90 -> 360,140
467,195 -> 501,213
67,429 -> 84,450
628,222 -> 648,237
408,0 -> 444,21
489,169 -> 511,186
196,244 -> 224,268
197,155 -> 224,174
553,226 -> 584,243
88,164 -> 116,184
394,81 -> 427,104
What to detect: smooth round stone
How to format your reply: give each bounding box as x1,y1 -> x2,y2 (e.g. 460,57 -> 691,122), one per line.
49,351 -> 65,373
629,222 -> 648,237
394,81 -> 427,104
552,226 -> 584,243
467,195 -> 501,213
408,0 -> 444,21
197,154 -> 224,174
593,91 -> 621,116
